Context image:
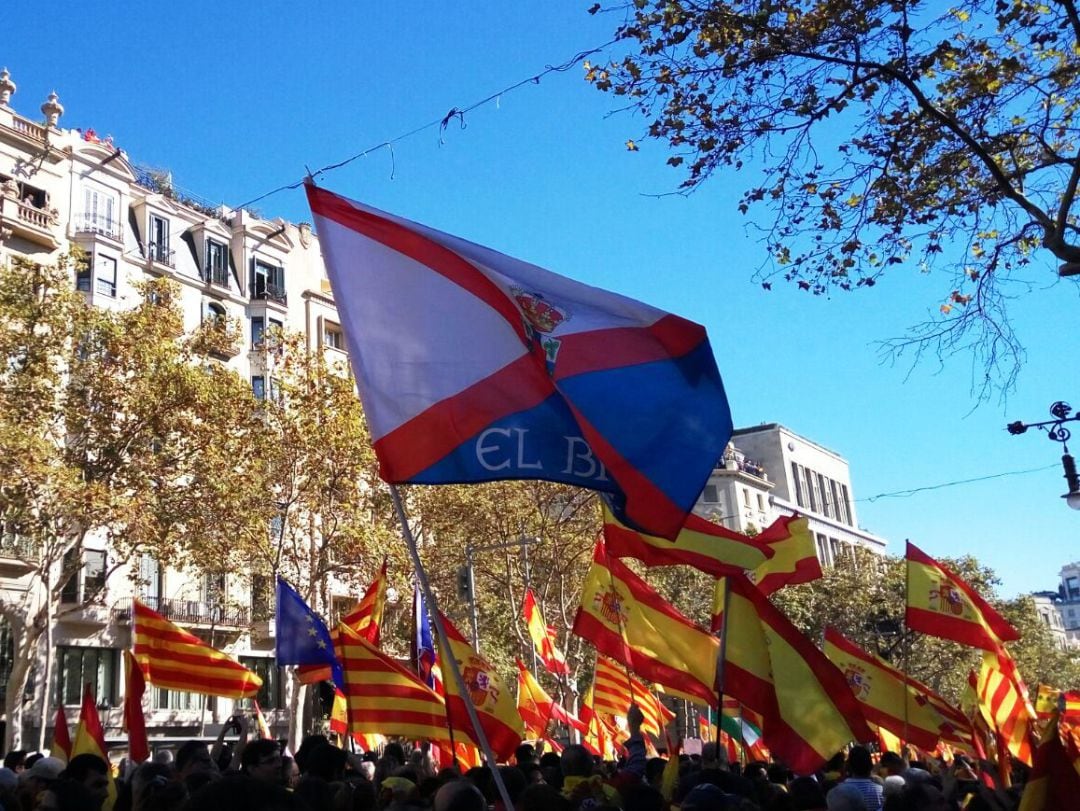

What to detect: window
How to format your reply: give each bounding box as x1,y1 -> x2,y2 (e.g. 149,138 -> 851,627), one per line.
742,488 -> 751,508
152,687 -> 205,711
252,375 -> 266,401
94,255 -> 117,297
756,493 -> 765,511
703,484 -> 720,503
251,316 -> 265,348
831,480 -> 846,524
840,485 -> 851,525
804,468 -> 818,512
791,463 -> 805,508
252,260 -> 286,303
203,572 -> 226,604
205,239 -> 229,288
60,548 -> 107,604
82,185 -> 118,237
75,255 -> 92,293
239,658 -> 283,710
251,575 -> 271,620
816,533 -> 831,567
140,554 -> 163,602
149,214 -> 170,263
204,301 -> 227,325
56,647 -> 118,707
323,321 -> 344,350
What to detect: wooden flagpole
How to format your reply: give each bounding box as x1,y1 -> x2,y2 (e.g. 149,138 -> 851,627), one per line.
714,576 -> 731,756
389,485 -> 514,811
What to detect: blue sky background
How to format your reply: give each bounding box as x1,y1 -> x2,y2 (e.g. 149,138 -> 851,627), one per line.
6,1 -> 1079,596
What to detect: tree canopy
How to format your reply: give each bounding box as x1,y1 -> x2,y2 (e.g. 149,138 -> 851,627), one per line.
588,0 -> 1080,393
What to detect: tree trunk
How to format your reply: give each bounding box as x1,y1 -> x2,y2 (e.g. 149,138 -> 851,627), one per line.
2,618 -> 35,751
36,566 -> 54,750
286,673 -> 304,753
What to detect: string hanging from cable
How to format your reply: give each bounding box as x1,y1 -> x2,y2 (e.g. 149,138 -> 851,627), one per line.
234,39 -> 617,212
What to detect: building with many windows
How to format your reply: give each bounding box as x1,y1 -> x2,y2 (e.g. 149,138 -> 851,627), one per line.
694,423 -> 889,563
0,70 -> 361,748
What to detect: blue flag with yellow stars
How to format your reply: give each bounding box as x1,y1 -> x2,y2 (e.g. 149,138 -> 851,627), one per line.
275,577 -> 343,689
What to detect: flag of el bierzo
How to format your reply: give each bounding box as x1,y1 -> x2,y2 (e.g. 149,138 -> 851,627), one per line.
307,185 -> 733,540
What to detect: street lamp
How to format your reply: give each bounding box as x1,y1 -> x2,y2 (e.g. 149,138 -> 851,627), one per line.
1007,401 -> 1080,510
459,536 -> 541,651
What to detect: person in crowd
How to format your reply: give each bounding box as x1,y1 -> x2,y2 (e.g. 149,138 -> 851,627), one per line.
176,741 -> 217,785
520,782 -> 572,811
3,751 -> 26,774
433,778 -> 487,811
623,705 -> 648,778
17,756 -> 65,811
60,754 -> 111,811
877,752 -> 929,798
239,739 -> 284,785
281,756 -> 300,790
560,744 -> 621,809
825,746 -> 883,811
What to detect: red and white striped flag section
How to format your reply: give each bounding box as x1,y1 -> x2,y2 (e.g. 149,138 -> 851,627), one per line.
905,542 -> 1020,652
715,575 -> 872,773
972,649 -> 1036,766
515,659 -> 585,740
337,623 -> 450,741
72,683 -> 117,809
1018,691 -> 1080,811
591,656 -> 674,738
133,599 -> 263,699
52,704 -> 71,762
437,612 -> 523,762
122,650 -> 149,763
299,560 -> 389,684
523,589 -> 569,676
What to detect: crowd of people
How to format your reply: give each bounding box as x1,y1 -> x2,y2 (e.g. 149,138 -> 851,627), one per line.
0,730 -> 1032,811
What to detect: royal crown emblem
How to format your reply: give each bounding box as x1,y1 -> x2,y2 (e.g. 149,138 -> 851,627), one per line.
461,656 -> 499,711
512,287 -> 570,335
929,580 -> 965,617
843,666 -> 872,701
593,586 -> 628,627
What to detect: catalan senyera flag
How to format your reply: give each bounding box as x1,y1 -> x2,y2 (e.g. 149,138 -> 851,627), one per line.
600,501 -> 771,577
515,660 -> 585,739
72,683 -> 117,810
337,623 -> 449,741
52,703 -> 71,762
523,589 -> 569,677
975,649 -> 1036,766
905,542 -> 1020,651
580,685 -> 622,760
717,575 -> 872,772
133,599 -> 262,699
298,562 -> 388,684
591,656 -> 674,738
823,627 -> 949,752
307,183 -> 733,541
438,612 -> 523,761
573,542 -> 719,707
749,516 -> 822,597
121,650 -> 149,763
1017,691 -> 1080,811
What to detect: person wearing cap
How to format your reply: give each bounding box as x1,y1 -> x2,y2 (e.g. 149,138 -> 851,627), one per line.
17,757 -> 64,811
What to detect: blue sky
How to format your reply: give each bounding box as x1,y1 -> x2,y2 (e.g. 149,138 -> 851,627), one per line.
6,1 -> 1080,597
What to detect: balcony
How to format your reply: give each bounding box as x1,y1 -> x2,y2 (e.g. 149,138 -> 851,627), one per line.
253,283 -> 287,306
113,596 -> 250,628
0,534 -> 42,575
146,242 -> 175,269
74,213 -> 123,243
10,115 -> 47,143
202,265 -> 230,290
0,191 -> 60,250
191,317 -> 242,360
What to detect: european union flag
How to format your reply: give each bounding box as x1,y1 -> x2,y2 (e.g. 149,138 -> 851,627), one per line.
275,577 -> 343,689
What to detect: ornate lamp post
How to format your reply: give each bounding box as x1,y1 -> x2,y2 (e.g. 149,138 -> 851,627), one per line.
1007,401 -> 1080,510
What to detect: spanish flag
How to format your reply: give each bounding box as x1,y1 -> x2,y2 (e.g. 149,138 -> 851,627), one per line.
523,589 -> 569,676
515,660 -> 584,739
337,623 -> 449,741
572,542 -> 719,708
52,703 -> 71,761
822,627 -> 948,752
749,516 -> 822,596
438,612 -> 523,762
133,599 -> 262,699
905,542 -> 1020,651
1017,691 -> 1080,810
718,575 -> 872,772
72,683 -> 117,810
121,650 -> 149,763
600,502 -> 771,577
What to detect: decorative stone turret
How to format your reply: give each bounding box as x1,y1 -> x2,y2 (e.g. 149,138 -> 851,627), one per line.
0,69 -> 15,106
41,91 -> 63,127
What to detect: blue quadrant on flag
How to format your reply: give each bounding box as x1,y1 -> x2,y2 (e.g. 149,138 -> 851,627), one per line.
307,184 -> 733,540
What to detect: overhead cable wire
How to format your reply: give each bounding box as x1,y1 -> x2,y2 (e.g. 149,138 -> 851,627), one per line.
859,464 -> 1058,502
234,39 -> 618,212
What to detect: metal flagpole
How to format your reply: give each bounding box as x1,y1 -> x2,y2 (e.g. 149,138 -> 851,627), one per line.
714,576 -> 731,755
389,485 -> 514,811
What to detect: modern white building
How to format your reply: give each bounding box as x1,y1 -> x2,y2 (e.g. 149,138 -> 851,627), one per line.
694,423 -> 888,564
0,69 -> 363,749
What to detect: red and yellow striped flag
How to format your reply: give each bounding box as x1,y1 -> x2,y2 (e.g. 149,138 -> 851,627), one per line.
298,560 -> 389,684
121,650 -> 149,763
438,612 -> 523,762
718,575 -> 872,772
601,502 -> 771,576
823,627 -> 950,752
591,656 -> 674,738
133,599 -> 262,699
1018,691 -> 1080,810
573,542 -> 719,708
52,704 -> 71,762
974,649 -> 1036,766
749,516 -> 822,597
515,659 -> 585,739
523,589 -> 569,676
338,623 -> 449,741
905,542 -> 1020,651
580,685 -> 622,760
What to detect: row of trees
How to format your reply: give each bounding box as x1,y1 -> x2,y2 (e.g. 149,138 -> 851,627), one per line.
1,255 -> 1074,750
